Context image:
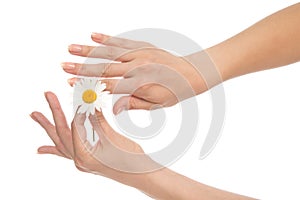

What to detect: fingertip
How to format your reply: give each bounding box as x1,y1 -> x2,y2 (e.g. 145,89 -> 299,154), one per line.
37,147 -> 47,154
113,99 -> 127,115
67,78 -> 73,86
61,62 -> 76,71
95,110 -> 104,119
44,91 -> 54,97
44,91 -> 56,102
30,112 -> 38,122
44,91 -> 50,102
68,44 -> 82,54
44,91 -> 49,97
67,78 -> 77,86
114,106 -> 125,115
91,32 -> 103,41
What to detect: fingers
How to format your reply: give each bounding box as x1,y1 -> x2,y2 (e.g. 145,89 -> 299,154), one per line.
61,62 -> 130,77
89,111 -> 117,146
91,32 -> 154,49
38,145 -> 69,158
90,111 -> 113,135
30,111 -> 71,158
72,113 -> 90,144
71,113 -> 92,158
44,92 -> 74,157
101,78 -> 136,94
113,96 -> 155,115
30,112 -> 58,143
68,44 -> 133,62
67,77 -> 136,94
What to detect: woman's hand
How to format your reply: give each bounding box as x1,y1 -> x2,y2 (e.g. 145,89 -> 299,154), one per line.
30,92 -> 156,187
62,33 -> 214,114
31,92 -> 254,200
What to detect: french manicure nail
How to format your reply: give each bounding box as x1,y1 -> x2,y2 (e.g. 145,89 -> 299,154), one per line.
61,62 -> 75,70
67,78 -> 74,86
92,32 -> 102,40
69,44 -> 82,53
115,107 -> 125,115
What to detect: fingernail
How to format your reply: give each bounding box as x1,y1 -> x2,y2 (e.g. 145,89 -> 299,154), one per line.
92,32 -> 102,40
115,107 -> 125,115
37,148 -> 46,154
67,78 -> 75,86
61,62 -> 75,70
68,44 -> 82,53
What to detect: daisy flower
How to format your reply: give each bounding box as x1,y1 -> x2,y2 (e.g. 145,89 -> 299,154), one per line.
73,78 -> 110,116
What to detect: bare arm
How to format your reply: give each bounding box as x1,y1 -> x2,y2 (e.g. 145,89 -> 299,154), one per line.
63,3 -> 300,112
206,3 -> 300,81
142,168 -> 254,200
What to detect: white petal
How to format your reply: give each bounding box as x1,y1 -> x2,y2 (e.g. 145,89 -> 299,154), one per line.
95,99 -> 102,109
100,83 -> 107,91
86,105 -> 95,116
74,84 -> 84,99
91,79 -> 97,86
82,79 -> 90,89
74,98 -> 83,104
95,83 -> 101,92
79,79 -> 85,87
85,108 -> 91,117
73,102 -> 83,110
95,104 -> 101,112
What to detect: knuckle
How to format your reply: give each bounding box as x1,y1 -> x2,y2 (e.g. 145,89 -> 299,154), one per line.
55,141 -> 65,151
106,46 -> 115,60
139,84 -> 152,91
129,97 -> 138,109
79,64 -> 88,75
101,64 -> 111,77
118,39 -> 128,48
86,46 -> 95,57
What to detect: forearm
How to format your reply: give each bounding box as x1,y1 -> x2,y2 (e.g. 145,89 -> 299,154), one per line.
206,3 -> 300,81
139,168 -> 255,200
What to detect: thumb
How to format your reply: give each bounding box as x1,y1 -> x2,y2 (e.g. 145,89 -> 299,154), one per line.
113,96 -> 155,115
71,113 -> 92,157
89,110 -> 116,144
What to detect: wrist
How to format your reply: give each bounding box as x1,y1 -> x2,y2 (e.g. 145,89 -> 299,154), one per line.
205,45 -> 234,82
140,167 -> 176,199
184,50 -> 225,94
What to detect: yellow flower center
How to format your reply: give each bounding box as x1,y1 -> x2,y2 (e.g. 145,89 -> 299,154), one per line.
82,90 -> 97,104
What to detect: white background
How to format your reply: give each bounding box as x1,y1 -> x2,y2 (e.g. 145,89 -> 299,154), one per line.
1,0 -> 300,199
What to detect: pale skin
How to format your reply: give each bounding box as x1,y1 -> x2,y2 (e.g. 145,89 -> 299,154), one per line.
31,3 -> 300,200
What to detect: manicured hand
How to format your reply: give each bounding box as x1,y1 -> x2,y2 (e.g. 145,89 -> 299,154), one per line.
62,33 -> 208,114
30,92 -> 155,186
